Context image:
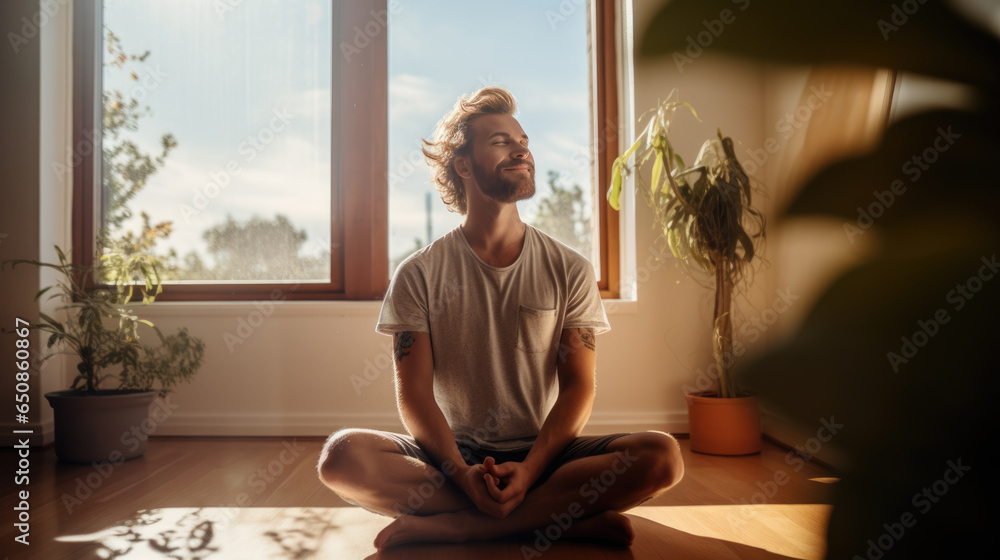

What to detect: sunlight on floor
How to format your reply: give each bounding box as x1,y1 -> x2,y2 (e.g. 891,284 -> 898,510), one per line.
809,477 -> 841,484
56,504 -> 831,559
630,504 -> 832,559
54,507 -> 374,559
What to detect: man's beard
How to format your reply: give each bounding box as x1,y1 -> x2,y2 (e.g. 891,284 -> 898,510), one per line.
471,157 -> 536,204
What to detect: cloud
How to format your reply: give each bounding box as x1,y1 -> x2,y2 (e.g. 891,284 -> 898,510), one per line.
390,74 -> 447,120
283,87 -> 332,121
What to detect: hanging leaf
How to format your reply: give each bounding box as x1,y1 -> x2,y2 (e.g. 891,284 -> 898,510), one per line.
608,159 -> 624,211
39,312 -> 65,332
651,150 -> 664,196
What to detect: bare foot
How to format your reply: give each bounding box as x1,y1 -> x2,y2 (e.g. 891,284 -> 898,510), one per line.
563,511 -> 635,547
374,512 -> 466,551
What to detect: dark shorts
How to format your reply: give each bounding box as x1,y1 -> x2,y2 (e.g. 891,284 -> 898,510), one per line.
384,432 -> 630,490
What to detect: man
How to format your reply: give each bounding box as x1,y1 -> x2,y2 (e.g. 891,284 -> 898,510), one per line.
318,86 -> 684,551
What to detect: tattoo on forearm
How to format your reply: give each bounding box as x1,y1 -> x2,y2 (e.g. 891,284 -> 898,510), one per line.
394,331 -> 415,362
578,328 -> 595,352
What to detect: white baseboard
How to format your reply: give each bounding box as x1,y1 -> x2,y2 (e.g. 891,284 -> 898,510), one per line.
144,410 -> 690,438
2,411 -> 689,443
150,412 -> 406,437
582,410 -> 689,436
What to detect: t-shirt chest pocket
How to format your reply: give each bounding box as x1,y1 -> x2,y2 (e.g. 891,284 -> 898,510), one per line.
516,305 -> 558,353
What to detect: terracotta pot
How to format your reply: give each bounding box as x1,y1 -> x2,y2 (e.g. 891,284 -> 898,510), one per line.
685,391 -> 762,455
45,390 -> 158,464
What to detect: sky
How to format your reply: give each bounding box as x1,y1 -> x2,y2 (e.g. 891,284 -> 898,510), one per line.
104,0 -> 593,280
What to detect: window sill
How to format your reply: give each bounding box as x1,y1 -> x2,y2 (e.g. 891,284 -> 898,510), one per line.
129,299 -> 383,318
602,299 -> 638,315
129,298 -> 635,318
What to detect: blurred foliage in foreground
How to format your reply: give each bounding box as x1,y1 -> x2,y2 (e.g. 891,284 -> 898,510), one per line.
641,0 -> 998,557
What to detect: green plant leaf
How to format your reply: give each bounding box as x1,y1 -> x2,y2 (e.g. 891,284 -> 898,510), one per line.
608,159 -> 624,211
33,286 -> 53,302
667,228 -> 683,260
651,149 -> 664,196
151,323 -> 167,345
622,136 -> 643,163
38,312 -> 64,332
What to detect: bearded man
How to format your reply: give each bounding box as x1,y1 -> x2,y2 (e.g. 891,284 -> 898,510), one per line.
318,86 -> 684,551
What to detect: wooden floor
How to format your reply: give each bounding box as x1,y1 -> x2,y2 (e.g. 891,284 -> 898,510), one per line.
0,436 -> 836,559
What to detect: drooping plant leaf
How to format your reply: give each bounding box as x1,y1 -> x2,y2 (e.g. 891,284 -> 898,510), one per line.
33,286 -> 54,302
38,312 -> 64,332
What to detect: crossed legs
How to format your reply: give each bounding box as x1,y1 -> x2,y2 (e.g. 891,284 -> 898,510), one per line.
317,429 -> 684,549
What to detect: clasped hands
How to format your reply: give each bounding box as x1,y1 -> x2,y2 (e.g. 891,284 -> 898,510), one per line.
455,456 -> 538,519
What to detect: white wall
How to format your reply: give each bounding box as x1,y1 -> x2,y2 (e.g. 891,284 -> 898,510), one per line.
10,0 -> 851,443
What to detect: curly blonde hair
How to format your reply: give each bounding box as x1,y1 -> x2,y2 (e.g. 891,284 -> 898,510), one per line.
422,87 -> 518,215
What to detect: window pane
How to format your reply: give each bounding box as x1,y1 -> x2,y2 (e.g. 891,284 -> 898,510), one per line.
387,0 -> 596,275
100,0 -> 332,283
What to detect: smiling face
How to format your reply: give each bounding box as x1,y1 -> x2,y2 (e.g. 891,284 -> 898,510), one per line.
463,113 -> 535,205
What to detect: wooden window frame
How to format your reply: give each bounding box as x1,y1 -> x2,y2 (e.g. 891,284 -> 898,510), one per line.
594,0 -> 621,298
72,0 -> 619,301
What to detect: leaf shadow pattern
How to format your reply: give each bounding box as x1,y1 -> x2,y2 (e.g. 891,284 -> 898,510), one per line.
59,507 -> 343,559
262,507 -> 341,559
93,508 -> 219,560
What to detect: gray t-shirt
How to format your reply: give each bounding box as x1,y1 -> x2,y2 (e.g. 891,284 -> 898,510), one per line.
376,224 -> 610,450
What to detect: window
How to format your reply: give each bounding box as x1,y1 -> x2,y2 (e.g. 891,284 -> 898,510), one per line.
73,0 -> 619,300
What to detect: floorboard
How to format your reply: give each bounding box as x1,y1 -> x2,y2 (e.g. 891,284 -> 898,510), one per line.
0,436 -> 836,559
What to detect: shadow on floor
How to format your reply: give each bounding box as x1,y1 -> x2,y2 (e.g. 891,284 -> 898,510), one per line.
56,506 -> 819,559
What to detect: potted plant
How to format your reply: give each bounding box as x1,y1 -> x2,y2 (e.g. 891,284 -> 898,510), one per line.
608,92 -> 766,455
3,246 -> 205,463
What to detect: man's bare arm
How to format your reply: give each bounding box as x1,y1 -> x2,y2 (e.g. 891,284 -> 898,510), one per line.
392,331 -> 465,472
